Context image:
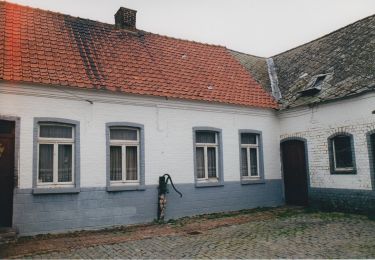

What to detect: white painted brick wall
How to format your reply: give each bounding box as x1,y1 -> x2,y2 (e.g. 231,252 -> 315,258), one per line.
0,83 -> 282,189
279,92 -> 375,190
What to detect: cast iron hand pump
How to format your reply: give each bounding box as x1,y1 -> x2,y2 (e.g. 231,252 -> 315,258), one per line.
157,174 -> 182,221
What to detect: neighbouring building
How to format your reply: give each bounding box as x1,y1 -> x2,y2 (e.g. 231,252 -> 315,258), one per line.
0,2 -> 373,236
231,15 -> 375,212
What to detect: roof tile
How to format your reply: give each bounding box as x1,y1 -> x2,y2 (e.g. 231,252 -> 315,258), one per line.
0,1 -> 277,109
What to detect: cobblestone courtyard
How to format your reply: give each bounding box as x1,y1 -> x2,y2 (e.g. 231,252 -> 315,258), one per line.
1,207 -> 375,259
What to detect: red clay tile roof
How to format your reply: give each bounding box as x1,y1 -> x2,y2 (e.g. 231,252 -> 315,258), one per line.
0,1 -> 277,108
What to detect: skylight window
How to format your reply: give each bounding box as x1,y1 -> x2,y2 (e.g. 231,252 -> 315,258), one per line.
312,75 -> 326,88
299,74 -> 328,96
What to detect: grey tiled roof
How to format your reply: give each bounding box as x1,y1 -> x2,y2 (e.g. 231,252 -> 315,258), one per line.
231,14 -> 375,110
229,50 -> 272,94
273,14 -> 375,109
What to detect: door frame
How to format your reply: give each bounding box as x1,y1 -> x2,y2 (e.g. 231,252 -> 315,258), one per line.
366,130 -> 375,190
280,136 -> 311,204
0,115 -> 20,227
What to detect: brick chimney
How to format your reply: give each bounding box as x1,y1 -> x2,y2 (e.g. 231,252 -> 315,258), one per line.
115,7 -> 137,30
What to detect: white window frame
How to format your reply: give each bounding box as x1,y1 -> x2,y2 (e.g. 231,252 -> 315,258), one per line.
109,127 -> 140,185
241,134 -> 260,178
332,136 -> 354,172
37,123 -> 75,187
195,132 -> 219,181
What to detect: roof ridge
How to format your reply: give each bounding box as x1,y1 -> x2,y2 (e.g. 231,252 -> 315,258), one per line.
1,1 -> 115,28
1,1 -> 226,49
143,31 -> 226,49
272,13 -> 375,58
228,49 -> 267,59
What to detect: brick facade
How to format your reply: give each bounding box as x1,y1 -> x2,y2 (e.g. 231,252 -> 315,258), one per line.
280,93 -> 375,212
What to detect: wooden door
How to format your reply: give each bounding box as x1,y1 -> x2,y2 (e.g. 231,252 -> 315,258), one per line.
0,120 -> 15,227
371,134 -> 375,178
281,140 -> 308,206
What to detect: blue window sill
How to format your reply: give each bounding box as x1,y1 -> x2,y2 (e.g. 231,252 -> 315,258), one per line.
106,185 -> 146,192
195,182 -> 224,188
32,187 -> 80,194
241,179 -> 265,185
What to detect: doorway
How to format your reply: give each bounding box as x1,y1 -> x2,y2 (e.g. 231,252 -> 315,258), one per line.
281,139 -> 309,206
370,133 -> 375,188
0,119 -> 15,227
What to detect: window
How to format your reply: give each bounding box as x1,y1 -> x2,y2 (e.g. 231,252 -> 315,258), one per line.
195,131 -> 219,181
312,75 -> 326,88
299,74 -> 327,96
106,122 -> 145,191
368,132 -> 375,186
109,127 -> 140,184
37,123 -> 74,186
240,133 -> 260,178
193,127 -> 223,187
329,133 -> 356,174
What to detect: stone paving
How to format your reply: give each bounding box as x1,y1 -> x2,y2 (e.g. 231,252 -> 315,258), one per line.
27,211 -> 375,259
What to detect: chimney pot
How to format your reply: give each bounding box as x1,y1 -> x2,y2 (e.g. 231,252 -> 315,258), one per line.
115,7 -> 137,30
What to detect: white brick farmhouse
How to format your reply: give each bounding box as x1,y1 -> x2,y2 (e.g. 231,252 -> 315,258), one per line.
0,2 -> 374,235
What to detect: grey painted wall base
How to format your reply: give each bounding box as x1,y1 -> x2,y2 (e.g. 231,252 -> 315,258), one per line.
13,180 -> 283,236
309,187 -> 375,214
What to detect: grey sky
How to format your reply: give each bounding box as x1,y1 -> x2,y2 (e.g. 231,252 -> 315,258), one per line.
5,0 -> 375,57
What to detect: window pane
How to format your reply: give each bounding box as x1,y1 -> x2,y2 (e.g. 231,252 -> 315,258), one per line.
126,146 -> 138,181
207,147 -> 217,178
334,136 -> 353,168
0,120 -> 14,134
196,147 -> 205,178
110,128 -> 137,141
110,146 -> 122,181
241,133 -> 257,144
241,148 -> 248,176
313,75 -> 326,88
39,144 -> 53,182
40,125 -> 72,138
58,145 -> 72,182
250,148 -> 258,176
196,131 -> 216,143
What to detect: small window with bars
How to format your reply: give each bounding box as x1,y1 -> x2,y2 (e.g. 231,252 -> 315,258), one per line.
109,127 -> 139,184
240,133 -> 260,178
37,123 -> 74,185
195,131 -> 219,181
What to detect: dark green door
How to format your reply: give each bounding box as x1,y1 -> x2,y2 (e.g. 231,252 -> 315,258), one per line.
0,120 -> 15,227
281,140 -> 308,206
371,134 -> 375,184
